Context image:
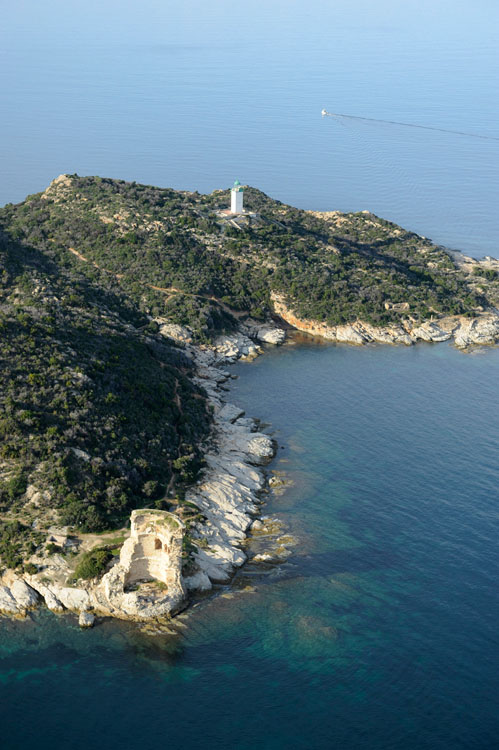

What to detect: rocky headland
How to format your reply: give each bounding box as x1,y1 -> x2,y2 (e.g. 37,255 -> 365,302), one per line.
0,325 -> 286,624
1,174 -> 499,627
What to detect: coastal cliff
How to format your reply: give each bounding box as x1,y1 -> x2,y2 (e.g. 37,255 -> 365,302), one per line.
271,292 -> 499,348
1,174 -> 499,625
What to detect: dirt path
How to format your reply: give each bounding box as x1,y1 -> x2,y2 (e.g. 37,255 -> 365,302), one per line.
67,246 -> 248,317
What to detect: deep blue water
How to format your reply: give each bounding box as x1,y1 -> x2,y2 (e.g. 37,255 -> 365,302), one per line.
1,0 -> 498,256
1,2 -> 499,748
2,340 -> 499,749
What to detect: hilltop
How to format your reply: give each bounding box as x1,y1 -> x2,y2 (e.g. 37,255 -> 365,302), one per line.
3,174 -> 497,342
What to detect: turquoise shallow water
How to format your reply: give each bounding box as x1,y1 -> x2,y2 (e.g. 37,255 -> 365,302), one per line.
2,340 -> 499,749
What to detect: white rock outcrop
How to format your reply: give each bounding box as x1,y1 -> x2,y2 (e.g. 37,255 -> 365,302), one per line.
183,348 -> 277,585
79,611 -> 95,628
0,576 -> 40,616
28,582 -> 65,614
212,333 -> 262,362
52,586 -> 91,612
0,586 -> 19,615
271,292 -> 499,350
244,320 -> 286,345
452,315 -> 499,348
10,579 -> 39,611
156,321 -> 193,344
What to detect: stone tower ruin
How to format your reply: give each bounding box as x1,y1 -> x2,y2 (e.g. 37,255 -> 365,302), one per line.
119,510 -> 184,588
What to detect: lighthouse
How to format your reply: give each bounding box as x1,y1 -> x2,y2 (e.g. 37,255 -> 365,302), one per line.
230,179 -> 244,214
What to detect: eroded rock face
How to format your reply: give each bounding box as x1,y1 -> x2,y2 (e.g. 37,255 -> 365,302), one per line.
0,586 -> 19,615
156,321 -> 193,344
271,292 -> 499,349
27,582 -> 65,614
0,576 -> 40,617
244,320 -> 286,345
10,579 -> 39,611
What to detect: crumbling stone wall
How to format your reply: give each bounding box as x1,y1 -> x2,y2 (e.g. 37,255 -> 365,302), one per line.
119,510 -> 184,589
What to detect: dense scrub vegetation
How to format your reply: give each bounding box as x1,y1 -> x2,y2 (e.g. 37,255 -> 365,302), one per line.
0,175 -> 487,339
0,223 -> 211,540
73,547 -> 113,580
0,520 -> 43,570
0,174 -> 493,567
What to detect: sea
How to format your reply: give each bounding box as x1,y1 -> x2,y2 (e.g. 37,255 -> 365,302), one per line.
1,2 -> 499,748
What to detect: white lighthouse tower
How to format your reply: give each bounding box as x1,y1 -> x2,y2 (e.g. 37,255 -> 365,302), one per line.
230,179 -> 244,214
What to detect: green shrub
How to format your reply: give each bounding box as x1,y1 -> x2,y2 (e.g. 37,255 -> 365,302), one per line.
473,266 -> 498,281
74,548 -> 112,580
46,542 -> 62,555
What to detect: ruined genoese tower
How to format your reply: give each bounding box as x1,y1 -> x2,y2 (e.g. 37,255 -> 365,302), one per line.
119,510 -> 184,588
100,510 -> 186,619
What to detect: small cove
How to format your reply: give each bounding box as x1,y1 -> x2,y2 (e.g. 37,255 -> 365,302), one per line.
2,337 -> 499,749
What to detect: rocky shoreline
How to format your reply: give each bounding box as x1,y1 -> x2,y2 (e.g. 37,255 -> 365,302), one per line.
2,293 -> 499,627
271,293 -> 499,349
0,323 -> 285,626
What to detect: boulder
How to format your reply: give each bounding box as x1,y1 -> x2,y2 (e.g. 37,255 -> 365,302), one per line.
78,611 -> 95,628
183,570 -> 212,592
213,334 -> 262,362
0,586 -> 20,615
52,586 -> 91,612
10,579 -> 39,611
245,435 -> 276,465
217,403 -> 245,423
253,326 -> 286,345
157,322 -> 193,344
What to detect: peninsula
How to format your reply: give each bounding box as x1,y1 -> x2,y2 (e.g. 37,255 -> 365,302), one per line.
1,175 -> 498,625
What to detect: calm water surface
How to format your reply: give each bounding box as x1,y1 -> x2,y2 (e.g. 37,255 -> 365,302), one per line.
2,340 -> 499,749
1,2 -> 499,747
1,0 -> 498,255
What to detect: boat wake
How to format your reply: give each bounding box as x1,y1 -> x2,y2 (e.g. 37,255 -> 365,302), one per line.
321,110 -> 499,142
